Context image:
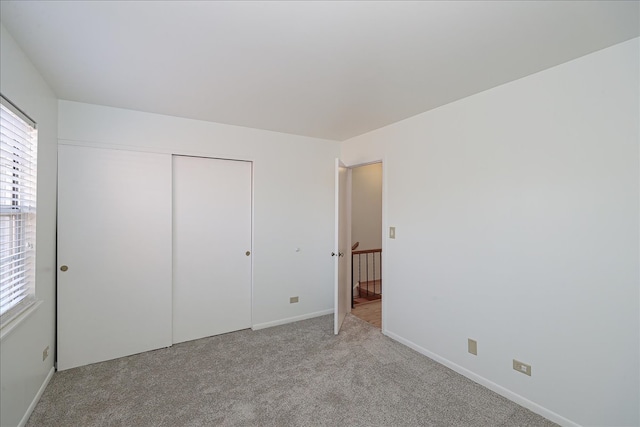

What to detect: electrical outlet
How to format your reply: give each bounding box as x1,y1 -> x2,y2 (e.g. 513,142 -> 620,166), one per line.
513,359 -> 531,376
290,296 -> 299,304
468,339 -> 477,355
42,346 -> 49,361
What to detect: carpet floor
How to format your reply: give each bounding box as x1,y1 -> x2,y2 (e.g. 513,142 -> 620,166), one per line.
27,314 -> 557,426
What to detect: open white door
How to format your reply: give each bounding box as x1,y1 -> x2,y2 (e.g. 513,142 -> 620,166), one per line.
334,159 -> 349,334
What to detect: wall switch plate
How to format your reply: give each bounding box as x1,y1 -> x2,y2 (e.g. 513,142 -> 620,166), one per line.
389,227 -> 396,239
468,339 -> 477,355
290,296 -> 299,304
43,346 -> 49,361
513,359 -> 531,376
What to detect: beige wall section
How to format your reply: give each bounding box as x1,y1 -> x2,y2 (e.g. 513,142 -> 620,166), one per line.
0,24 -> 58,427
351,163 -> 382,250
341,38 -> 640,427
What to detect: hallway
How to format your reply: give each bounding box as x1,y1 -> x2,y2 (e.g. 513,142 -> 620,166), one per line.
351,299 -> 381,328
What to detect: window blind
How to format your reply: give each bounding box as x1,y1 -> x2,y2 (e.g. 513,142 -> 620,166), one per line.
0,95 -> 37,323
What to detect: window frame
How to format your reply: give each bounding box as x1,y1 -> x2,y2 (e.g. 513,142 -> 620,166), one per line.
0,94 -> 38,328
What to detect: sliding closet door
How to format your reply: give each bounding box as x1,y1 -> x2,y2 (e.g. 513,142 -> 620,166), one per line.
57,145 -> 172,370
172,156 -> 252,344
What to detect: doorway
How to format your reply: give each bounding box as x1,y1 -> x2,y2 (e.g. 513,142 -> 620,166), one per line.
349,162 -> 383,328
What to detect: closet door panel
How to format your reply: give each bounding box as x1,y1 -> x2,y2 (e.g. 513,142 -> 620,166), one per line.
172,156 -> 252,344
57,145 -> 172,370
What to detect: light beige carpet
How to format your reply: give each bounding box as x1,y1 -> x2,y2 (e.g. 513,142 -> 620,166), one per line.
27,314 -> 557,426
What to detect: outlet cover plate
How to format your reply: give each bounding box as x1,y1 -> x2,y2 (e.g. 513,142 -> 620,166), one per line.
513,359 -> 531,376
468,339 -> 477,355
290,296 -> 299,304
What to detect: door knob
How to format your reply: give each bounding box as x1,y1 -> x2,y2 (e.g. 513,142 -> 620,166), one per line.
246,251 -> 251,256
331,252 -> 337,257
339,252 -> 344,257
60,265 -> 68,272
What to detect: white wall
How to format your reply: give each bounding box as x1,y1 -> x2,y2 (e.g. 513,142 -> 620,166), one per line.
58,101 -> 340,330
341,38 -> 640,427
351,163 -> 382,250
0,24 -> 58,427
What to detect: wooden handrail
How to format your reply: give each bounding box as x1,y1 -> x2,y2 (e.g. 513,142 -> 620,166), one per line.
352,248 -> 382,255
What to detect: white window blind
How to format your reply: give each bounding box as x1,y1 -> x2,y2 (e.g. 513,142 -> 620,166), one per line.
0,95 -> 37,324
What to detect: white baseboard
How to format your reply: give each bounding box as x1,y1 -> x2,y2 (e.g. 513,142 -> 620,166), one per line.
383,330 -> 580,427
252,309 -> 333,331
18,366 -> 54,427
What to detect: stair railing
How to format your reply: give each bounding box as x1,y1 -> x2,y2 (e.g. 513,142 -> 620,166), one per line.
351,243 -> 382,308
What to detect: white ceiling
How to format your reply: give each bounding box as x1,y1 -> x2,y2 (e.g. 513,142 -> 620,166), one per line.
1,1 -> 638,141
